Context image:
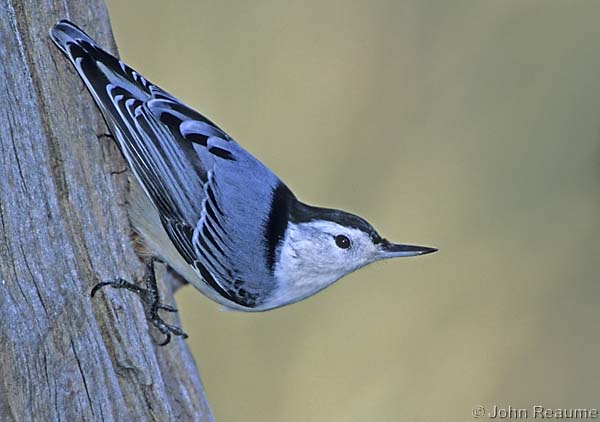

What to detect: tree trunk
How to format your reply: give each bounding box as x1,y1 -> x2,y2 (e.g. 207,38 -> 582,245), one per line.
0,1 -> 212,420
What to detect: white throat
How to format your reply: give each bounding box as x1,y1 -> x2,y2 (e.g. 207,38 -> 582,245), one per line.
266,222 -> 343,308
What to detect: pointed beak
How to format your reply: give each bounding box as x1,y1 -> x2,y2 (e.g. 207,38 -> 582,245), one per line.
377,239 -> 438,259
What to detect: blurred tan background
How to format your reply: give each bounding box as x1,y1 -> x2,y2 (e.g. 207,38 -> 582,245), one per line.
105,1 -> 600,421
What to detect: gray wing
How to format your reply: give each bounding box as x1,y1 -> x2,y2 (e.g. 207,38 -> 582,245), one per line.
51,20 -> 280,308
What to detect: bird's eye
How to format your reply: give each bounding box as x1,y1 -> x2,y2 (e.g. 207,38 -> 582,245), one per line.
335,235 -> 351,249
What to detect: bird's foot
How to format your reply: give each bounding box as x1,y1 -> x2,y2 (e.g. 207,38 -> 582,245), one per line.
91,258 -> 188,346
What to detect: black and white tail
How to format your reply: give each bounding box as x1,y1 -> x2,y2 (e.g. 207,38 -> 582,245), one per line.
50,20 -> 154,116
50,20 -> 210,224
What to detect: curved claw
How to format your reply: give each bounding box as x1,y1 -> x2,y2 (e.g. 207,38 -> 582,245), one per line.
158,333 -> 171,346
91,281 -> 116,297
151,317 -> 188,346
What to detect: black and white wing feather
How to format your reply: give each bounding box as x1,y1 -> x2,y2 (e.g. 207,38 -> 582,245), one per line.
51,20 -> 283,308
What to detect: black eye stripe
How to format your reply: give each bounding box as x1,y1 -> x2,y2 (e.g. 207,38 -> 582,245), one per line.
335,235 -> 351,249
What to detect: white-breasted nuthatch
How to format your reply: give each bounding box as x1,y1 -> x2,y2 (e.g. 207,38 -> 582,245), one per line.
50,20 -> 436,343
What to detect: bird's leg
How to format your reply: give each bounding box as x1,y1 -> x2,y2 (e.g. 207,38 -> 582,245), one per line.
141,258 -> 189,345
91,257 -> 188,346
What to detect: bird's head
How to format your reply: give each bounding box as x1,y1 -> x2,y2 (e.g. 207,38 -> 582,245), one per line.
269,200 -> 436,307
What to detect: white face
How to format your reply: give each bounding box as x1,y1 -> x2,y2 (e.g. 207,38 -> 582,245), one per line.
269,220 -> 381,307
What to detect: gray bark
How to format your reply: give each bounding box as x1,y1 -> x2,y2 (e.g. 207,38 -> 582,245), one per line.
0,1 -> 212,421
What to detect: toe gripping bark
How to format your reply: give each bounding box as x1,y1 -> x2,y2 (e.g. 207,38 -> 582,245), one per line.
91,258 -> 189,345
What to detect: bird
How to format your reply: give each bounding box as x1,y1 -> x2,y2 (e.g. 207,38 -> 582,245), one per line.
50,19 -> 437,344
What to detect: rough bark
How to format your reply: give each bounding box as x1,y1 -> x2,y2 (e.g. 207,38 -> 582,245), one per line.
0,1 -> 213,420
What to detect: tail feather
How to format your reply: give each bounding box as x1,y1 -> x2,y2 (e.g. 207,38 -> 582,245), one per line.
50,19 -> 205,224
50,20 -> 152,101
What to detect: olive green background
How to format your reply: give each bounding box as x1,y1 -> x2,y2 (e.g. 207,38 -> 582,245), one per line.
105,1 -> 600,421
